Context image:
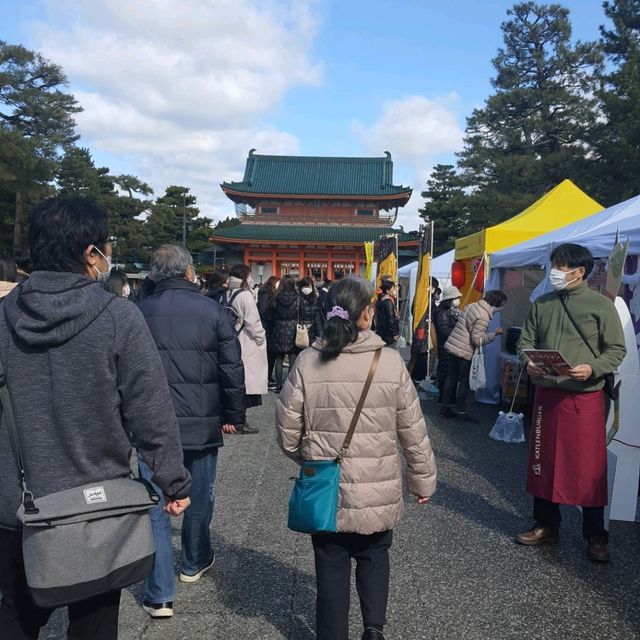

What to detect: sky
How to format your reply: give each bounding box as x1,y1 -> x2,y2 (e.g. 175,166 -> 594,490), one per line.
1,0 -> 611,231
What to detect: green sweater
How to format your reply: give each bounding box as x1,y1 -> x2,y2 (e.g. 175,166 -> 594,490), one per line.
518,282 -> 626,392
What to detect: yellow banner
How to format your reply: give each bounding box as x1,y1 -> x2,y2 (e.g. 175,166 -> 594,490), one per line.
413,253 -> 431,332
364,241 -> 374,281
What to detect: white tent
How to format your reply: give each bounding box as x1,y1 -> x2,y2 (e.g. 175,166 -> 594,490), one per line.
398,250 -> 455,336
488,194 -> 640,273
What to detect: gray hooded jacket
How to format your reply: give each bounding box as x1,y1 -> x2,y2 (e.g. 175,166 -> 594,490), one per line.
0,272 -> 191,530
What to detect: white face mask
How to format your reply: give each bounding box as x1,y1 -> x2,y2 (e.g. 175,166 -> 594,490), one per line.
301,286 -> 313,296
247,276 -> 254,288
549,267 -> 579,291
92,246 -> 112,282
452,298 -> 461,307
275,280 -> 280,289
122,284 -> 131,298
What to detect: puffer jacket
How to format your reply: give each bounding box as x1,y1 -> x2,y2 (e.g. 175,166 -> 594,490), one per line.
375,295 -> 400,345
276,330 -> 437,535
137,278 -> 246,446
297,292 -> 320,347
444,299 -> 497,361
271,289 -> 300,354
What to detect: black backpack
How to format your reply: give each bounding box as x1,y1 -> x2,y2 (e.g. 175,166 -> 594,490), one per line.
220,289 -> 245,334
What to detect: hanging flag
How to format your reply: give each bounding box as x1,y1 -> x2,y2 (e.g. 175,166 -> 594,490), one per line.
364,241 -> 375,281
412,223 -> 433,333
605,228 -> 630,301
376,235 -> 398,289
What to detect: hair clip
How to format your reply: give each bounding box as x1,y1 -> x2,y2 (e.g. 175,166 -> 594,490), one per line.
326,305 -> 349,321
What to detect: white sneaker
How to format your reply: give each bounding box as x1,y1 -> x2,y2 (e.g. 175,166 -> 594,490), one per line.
142,600 -> 174,618
179,555 -> 215,583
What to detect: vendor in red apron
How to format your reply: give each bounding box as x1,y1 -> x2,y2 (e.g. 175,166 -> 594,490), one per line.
516,243 -> 626,563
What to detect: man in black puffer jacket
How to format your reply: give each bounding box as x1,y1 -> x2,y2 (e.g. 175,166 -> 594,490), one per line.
136,245 -> 245,618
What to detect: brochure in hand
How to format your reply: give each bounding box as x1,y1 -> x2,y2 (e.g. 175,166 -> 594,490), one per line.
522,349 -> 573,377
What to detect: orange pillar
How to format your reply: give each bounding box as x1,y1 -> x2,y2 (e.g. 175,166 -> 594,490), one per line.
327,250 -> 333,279
271,249 -> 277,277
243,247 -> 249,265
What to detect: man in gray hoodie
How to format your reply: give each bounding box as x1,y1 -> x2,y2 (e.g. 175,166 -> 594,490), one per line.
0,196 -> 191,640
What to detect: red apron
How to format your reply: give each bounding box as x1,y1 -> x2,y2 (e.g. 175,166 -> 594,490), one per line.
526,387 -> 607,507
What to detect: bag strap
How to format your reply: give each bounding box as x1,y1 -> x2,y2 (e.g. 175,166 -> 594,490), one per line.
558,293 -> 598,360
0,352 -> 39,514
337,348 -> 382,463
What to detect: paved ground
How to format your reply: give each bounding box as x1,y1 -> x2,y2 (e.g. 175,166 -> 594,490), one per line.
42,391 -> 640,639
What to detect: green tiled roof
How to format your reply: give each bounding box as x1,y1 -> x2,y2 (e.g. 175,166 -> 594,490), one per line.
221,150 -> 411,197
211,224 -> 418,244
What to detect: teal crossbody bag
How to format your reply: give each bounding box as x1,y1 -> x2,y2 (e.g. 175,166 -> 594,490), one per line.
287,349 -> 381,534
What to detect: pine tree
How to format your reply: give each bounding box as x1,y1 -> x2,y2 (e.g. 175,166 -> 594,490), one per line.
595,0 -> 640,204
0,41 -> 81,254
458,2 -> 602,226
419,164 -> 470,254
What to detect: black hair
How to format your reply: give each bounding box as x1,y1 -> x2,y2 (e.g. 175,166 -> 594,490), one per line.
276,274 -> 297,296
105,269 -> 128,297
0,256 -> 17,282
431,276 -> 439,288
380,280 -> 395,294
484,290 -> 508,308
262,275 -> 280,294
28,196 -> 109,273
550,243 -> 594,280
229,263 -> 251,287
207,269 -> 228,289
321,276 -> 374,362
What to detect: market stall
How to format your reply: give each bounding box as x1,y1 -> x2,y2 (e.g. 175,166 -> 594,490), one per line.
452,179 -> 603,307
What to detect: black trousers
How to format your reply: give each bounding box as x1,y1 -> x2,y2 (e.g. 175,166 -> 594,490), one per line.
267,350 -> 277,382
0,528 -> 121,640
533,497 -> 608,540
311,530 -> 393,640
274,352 -> 297,388
441,354 -> 471,412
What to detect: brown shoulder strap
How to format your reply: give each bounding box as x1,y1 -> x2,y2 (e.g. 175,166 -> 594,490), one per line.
337,348 -> 382,462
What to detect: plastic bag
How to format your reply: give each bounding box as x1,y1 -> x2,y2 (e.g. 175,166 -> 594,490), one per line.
489,411 -> 525,443
469,345 -> 486,391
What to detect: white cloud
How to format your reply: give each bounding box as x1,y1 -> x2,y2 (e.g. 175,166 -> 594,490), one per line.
29,0 -> 322,220
354,94 -> 463,161
353,94 -> 465,234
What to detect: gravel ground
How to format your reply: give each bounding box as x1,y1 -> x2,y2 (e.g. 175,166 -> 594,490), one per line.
39,388 -> 640,640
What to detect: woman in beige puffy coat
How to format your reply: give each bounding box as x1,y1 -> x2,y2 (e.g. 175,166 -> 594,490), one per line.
441,289 -> 507,421
276,276 -> 436,640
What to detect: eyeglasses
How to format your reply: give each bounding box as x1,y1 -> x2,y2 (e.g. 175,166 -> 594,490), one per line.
107,236 -> 118,249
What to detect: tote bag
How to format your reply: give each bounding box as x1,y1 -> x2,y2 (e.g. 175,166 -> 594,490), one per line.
469,344 -> 486,391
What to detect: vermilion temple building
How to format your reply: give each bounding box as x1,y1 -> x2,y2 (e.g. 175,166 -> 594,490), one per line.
211,150 -> 418,281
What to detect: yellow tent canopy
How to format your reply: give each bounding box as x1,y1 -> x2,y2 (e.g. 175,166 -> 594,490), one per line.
455,180 -> 604,260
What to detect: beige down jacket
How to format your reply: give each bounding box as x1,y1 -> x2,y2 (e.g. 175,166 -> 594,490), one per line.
275,330 -> 437,535
444,299 -> 497,361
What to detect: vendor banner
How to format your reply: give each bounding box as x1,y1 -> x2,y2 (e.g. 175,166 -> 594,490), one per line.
364,241 -> 375,281
605,230 -> 630,301
376,235 -> 398,289
412,222 -> 433,333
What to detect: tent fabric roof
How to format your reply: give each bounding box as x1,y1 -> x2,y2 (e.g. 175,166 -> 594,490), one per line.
211,224 -> 418,245
490,193 -> 640,270
398,250 -> 455,278
221,151 -> 411,198
455,180 -> 603,260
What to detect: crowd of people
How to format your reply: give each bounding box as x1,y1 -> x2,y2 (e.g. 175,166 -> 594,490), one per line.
0,195 -> 627,640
